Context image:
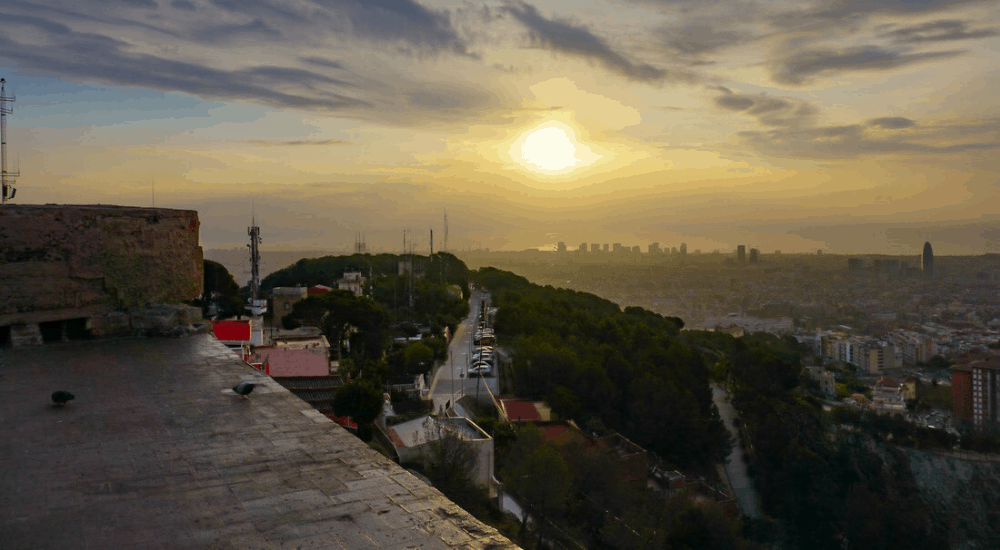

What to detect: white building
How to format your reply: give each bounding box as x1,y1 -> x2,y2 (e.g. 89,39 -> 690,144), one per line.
385,416 -> 494,494
337,271 -> 366,297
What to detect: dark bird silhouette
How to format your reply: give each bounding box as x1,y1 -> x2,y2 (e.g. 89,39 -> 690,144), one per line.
233,381 -> 255,399
51,391 -> 75,406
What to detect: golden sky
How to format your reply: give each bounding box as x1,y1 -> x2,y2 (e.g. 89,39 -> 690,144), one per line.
2,0 -> 999,254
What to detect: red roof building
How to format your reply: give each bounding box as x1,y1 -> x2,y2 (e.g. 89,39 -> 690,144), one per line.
249,346 -> 331,377
494,397 -> 551,423
308,285 -> 333,295
211,320 -> 251,345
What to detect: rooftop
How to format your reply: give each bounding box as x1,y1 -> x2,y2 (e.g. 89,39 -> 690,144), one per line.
0,334 -> 515,549
388,417 -> 490,450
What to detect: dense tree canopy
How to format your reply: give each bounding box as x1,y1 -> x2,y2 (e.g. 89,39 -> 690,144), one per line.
284,289 -> 390,363
474,268 -> 728,467
199,260 -> 244,318
704,329 -> 948,549
266,253 -> 470,339
332,379 -> 383,440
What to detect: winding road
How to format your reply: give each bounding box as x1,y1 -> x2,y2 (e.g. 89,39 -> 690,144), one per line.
712,383 -> 762,519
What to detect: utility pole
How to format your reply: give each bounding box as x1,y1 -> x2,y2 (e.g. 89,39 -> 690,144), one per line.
1,78 -> 20,204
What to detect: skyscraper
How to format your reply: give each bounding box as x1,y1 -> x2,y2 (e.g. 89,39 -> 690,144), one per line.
737,245 -> 746,265
922,241 -> 934,279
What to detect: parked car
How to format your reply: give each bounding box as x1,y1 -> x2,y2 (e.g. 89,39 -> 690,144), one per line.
469,362 -> 492,375
475,334 -> 496,346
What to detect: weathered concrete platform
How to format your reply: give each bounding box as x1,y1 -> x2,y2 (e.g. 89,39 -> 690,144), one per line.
0,334 -> 517,549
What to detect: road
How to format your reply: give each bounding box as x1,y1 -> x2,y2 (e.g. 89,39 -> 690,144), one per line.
711,383 -> 762,519
429,288 -> 499,414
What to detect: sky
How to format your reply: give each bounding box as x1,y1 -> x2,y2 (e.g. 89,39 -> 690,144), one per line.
1,0 -> 998,255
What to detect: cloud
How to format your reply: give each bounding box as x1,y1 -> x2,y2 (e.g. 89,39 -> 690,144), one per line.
0,2 -> 518,126
245,138 -> 348,147
868,116 -> 915,129
713,84 -> 998,159
503,3 -> 684,83
737,118 -> 999,159
660,22 -> 753,56
881,19 -> 999,43
817,0 -> 993,19
0,16 -> 373,111
190,18 -> 282,45
770,45 -> 967,85
712,87 -> 818,127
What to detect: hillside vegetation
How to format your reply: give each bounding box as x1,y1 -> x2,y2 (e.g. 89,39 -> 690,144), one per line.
476,267 -> 729,469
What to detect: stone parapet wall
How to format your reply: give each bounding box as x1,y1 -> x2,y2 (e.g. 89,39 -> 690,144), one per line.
0,205 -> 203,326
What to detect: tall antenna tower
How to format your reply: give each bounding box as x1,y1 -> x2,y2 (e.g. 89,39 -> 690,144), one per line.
443,209 -> 448,252
247,205 -> 262,303
430,228 -> 434,256
354,232 -> 366,254
1,78 -> 20,204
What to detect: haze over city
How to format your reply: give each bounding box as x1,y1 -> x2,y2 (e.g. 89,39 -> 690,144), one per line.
1,0 -> 998,254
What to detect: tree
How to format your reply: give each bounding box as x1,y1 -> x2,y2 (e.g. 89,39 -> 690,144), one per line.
288,290 -> 389,363
403,341 -> 435,375
332,379 -> 383,441
505,442 -> 572,545
201,260 -> 243,319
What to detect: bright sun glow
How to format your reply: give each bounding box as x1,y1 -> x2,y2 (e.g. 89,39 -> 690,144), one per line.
520,127 -> 580,171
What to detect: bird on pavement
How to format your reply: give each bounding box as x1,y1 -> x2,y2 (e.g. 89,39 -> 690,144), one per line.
51,391 -> 75,406
233,381 -> 256,399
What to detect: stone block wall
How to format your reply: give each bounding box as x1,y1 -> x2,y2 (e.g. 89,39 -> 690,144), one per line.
0,205 -> 204,327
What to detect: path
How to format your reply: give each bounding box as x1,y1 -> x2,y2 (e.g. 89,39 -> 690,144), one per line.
712,383 -> 762,519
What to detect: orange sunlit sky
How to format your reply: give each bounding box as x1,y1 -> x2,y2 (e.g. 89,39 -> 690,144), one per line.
2,0 -> 999,254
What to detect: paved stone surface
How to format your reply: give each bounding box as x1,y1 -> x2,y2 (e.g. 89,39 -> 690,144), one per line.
0,334 -> 518,549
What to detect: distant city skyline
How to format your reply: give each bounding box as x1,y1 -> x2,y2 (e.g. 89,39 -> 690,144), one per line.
1,0 -> 998,254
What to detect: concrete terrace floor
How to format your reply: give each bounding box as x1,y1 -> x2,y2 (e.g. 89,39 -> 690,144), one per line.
0,334 -> 517,549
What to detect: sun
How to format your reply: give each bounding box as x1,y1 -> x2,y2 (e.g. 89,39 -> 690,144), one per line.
520,127 -> 581,171
503,119 -> 602,178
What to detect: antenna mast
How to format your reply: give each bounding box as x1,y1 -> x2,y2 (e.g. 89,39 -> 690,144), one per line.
443,209 -> 448,252
248,205 -> 261,303
1,78 -> 20,204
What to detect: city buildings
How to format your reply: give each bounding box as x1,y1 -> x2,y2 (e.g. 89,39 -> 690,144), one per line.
923,241 -> 934,279
951,352 -> 1000,428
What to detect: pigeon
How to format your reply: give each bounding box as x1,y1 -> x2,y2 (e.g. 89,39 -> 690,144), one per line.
233,381 -> 255,399
51,391 -> 75,406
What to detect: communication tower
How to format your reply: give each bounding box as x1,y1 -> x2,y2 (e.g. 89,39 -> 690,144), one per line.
248,215 -> 261,301
1,78 -> 19,204
354,232 -> 367,254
